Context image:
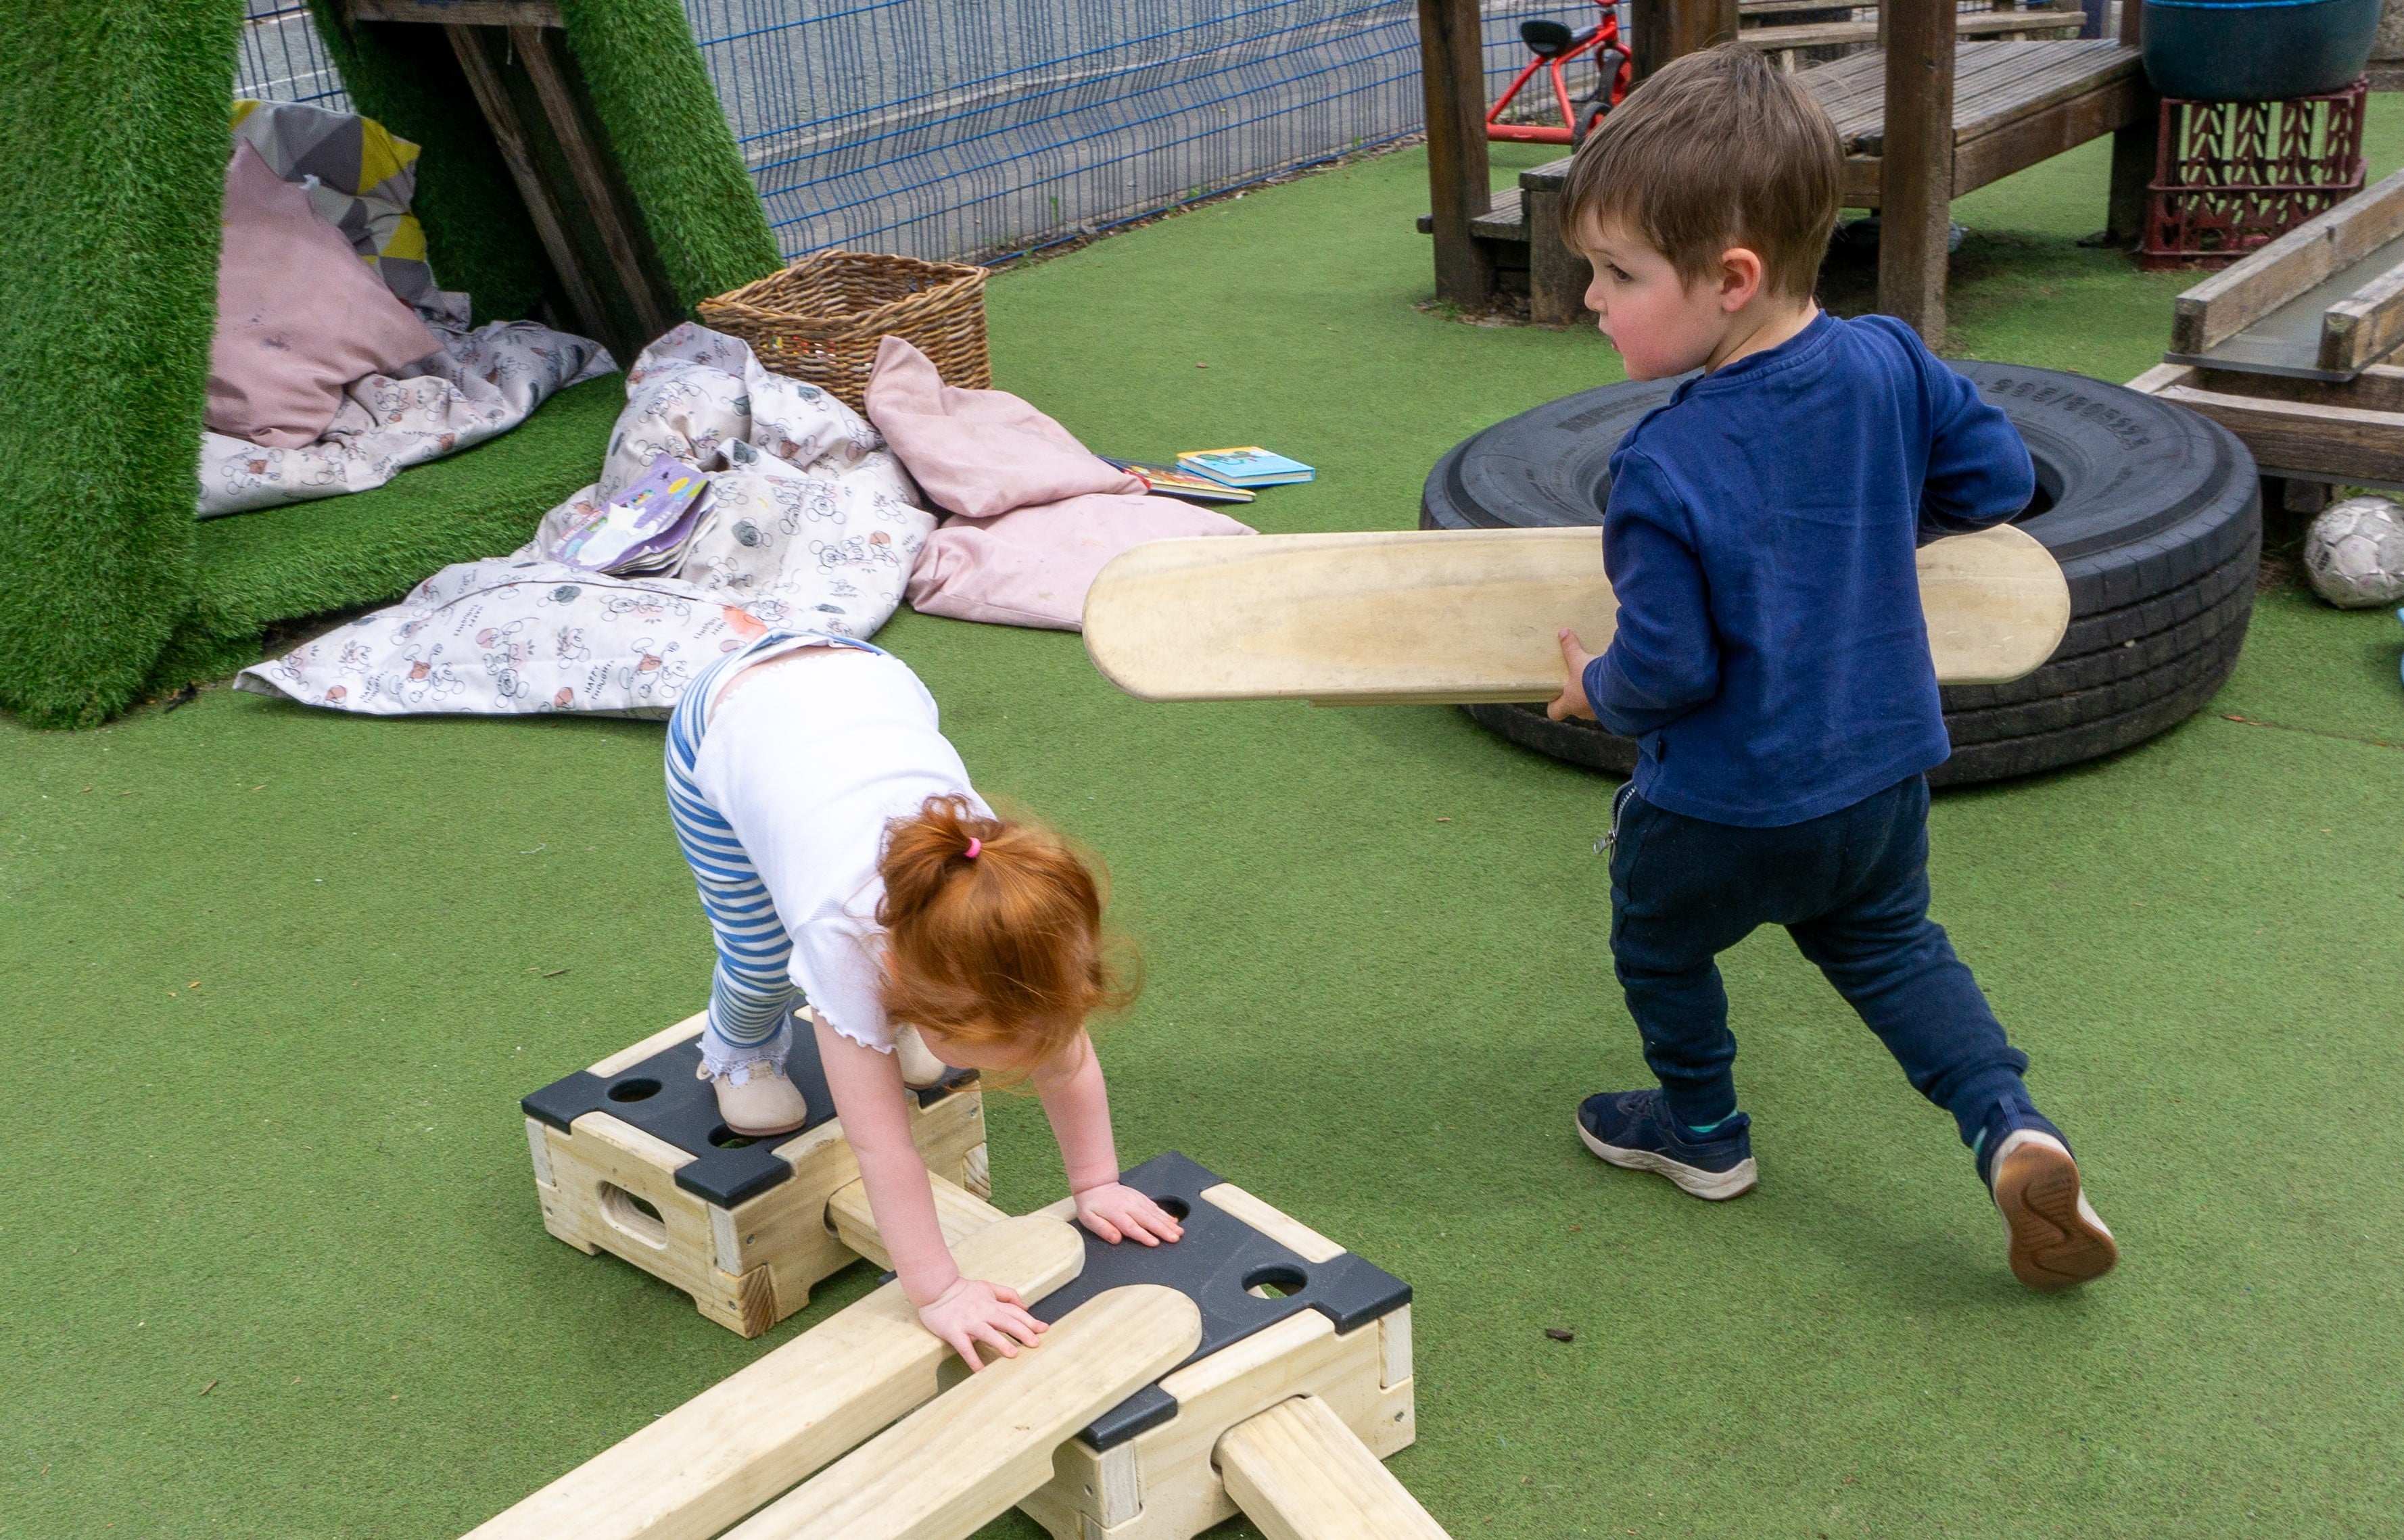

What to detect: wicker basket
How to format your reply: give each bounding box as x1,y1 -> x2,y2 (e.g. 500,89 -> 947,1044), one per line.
697,250 -> 989,412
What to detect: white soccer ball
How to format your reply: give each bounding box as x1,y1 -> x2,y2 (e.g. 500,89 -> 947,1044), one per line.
2303,495 -> 2404,609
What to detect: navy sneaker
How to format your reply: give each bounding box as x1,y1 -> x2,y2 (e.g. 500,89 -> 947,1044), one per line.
1576,1089 -> 1758,1200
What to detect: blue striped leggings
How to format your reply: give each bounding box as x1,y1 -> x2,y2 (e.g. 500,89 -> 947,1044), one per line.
665,631 -> 875,1065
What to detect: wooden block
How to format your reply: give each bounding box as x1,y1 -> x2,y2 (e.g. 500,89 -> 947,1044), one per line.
1016,1180 -> 1413,1540
2317,258 -> 2404,376
1219,1395 -> 1451,1540
531,1020 -> 989,1336
465,1214 -> 1086,1540
1081,524 -> 2069,706
828,1169 -> 1010,1270
723,1285 -> 1206,1540
2172,166 -> 2404,358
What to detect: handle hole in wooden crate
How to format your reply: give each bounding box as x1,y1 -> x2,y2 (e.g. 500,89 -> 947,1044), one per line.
600,1182 -> 669,1249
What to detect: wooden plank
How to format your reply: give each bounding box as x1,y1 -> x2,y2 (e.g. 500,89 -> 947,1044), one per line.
1877,1 -> 1956,343
2171,165 -> 2404,356
826,1170 -> 1010,1271
2320,258 -> 2404,375
443,24 -> 611,346
2195,361 -> 2404,415
586,1013 -> 705,1076
1951,74 -> 2146,197
724,1286 -> 1205,1540
1079,525 -> 2069,704
1219,1395 -> 1452,1540
1741,10 -> 2082,51
1468,186 -> 1526,243
1018,1308 -> 1414,1540
2154,383 -> 2404,486
1632,0 -> 1739,78
1524,185 -> 1593,326
2178,224 -> 2404,378
1950,46 -> 2141,144
346,0 -> 561,24
510,24 -> 680,344
1416,0 -> 1493,306
465,1215 -> 1086,1540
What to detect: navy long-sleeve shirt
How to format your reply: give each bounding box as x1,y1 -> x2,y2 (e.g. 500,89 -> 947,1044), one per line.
1582,311 -> 2034,827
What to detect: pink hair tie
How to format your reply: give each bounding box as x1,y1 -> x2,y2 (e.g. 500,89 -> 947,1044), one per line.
963,837 -> 983,860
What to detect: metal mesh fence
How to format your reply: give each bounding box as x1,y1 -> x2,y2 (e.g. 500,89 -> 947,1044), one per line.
689,1 -> 1614,265
225,2 -> 1632,266
232,0 -> 352,110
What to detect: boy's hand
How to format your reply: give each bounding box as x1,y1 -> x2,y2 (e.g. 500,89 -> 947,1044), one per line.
1073,1182 -> 1185,1247
917,1276 -> 1047,1371
1548,629 -> 1600,721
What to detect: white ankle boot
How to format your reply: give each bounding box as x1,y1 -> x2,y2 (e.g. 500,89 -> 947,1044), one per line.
697,1057 -> 809,1136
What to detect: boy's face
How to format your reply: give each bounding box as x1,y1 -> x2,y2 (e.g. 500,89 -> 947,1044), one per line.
1575,216 -> 1758,381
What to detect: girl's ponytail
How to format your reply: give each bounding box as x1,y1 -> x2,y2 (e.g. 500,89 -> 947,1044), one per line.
876,795 -> 1133,1067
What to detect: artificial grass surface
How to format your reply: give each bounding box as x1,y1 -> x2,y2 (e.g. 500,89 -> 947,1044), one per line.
8,110 -> 2404,1540
0,1 -> 240,728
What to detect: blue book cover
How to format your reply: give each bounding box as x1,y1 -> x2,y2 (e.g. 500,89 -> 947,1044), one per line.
1177,445 -> 1316,487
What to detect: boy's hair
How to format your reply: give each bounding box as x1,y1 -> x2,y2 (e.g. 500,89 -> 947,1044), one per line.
876,794 -> 1135,1070
1558,43 -> 1841,299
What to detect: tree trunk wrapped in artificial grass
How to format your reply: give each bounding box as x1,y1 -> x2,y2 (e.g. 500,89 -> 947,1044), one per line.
0,2 -> 241,728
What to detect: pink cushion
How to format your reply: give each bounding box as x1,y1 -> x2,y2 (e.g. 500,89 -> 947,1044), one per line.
865,334 -> 1141,519
208,142 -> 440,448
905,491 -> 1255,631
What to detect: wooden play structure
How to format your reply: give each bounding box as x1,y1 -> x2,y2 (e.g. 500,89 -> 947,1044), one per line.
1081,524 -> 2070,706
523,1012 -> 989,1337
486,1024 -> 1435,1539
1418,0 -> 2158,345
2130,162 -> 2404,508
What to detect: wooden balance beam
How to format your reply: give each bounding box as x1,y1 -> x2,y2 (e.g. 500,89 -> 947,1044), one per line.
1079,524 -> 2070,707
469,1154 -> 1436,1540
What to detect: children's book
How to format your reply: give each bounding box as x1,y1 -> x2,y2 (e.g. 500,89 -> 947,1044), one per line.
1102,456 -> 1256,504
1177,446 -> 1315,487
557,454 -> 714,575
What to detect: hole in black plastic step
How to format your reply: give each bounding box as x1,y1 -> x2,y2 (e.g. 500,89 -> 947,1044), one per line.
1243,1263 -> 1306,1300
1154,1196 -> 1191,1221
707,1124 -> 757,1149
606,1077 -> 663,1103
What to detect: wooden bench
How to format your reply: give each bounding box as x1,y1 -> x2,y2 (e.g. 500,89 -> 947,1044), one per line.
1741,1 -> 2089,74
1417,0 -> 2157,345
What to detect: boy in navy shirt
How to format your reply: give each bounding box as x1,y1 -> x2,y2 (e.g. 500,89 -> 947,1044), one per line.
1546,45 -> 2116,1290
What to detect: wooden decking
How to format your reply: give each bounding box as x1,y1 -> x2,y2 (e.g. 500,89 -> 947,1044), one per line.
1424,41 -> 2148,325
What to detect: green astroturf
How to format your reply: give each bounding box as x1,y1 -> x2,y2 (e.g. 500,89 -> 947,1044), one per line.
7,113 -> 2404,1539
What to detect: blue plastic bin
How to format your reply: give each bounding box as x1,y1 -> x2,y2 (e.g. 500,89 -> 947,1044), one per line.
2142,0 -> 2382,101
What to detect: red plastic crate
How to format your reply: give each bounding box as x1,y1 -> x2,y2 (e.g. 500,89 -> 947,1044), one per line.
2140,78 -> 2367,270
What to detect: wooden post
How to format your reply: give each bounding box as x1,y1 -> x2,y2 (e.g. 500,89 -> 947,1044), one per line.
2105,0 -> 2156,245
1630,0 -> 1741,82
1878,1 -> 1958,346
1417,0 -> 1494,306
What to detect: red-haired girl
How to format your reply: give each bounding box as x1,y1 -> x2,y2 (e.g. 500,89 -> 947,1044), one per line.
666,624 -> 1181,1366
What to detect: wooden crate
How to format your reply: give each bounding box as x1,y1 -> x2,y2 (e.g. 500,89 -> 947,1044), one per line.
525,1013 -> 987,1337
1014,1184 -> 1415,1540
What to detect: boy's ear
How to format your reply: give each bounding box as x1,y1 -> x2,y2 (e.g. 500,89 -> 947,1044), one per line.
1718,246 -> 1766,313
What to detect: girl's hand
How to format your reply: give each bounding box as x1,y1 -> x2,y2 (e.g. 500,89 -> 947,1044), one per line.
916,1276 -> 1046,1372
1074,1182 -> 1186,1247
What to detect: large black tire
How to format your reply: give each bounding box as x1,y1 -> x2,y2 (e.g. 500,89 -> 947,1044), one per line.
1421,362 -> 2261,785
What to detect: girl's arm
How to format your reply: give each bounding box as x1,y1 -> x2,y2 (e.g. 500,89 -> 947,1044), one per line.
1033,1030 -> 1184,1247
813,1015 -> 1045,1369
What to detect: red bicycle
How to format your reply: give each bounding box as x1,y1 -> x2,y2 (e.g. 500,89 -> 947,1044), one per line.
1485,3 -> 1632,147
